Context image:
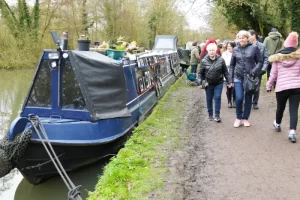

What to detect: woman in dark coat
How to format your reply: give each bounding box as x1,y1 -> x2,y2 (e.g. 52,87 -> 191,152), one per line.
229,30 -> 263,128
199,43 -> 229,122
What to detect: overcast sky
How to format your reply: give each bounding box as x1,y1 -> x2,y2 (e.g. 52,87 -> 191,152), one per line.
178,0 -> 211,30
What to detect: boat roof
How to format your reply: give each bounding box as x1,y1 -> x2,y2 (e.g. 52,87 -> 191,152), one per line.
152,35 -> 178,52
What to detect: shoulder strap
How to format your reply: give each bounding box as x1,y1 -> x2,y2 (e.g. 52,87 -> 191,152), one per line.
205,60 -> 217,80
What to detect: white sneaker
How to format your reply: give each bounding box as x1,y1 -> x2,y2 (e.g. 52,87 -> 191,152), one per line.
289,131 -> 296,143
234,119 -> 242,128
243,120 -> 250,127
273,121 -> 281,132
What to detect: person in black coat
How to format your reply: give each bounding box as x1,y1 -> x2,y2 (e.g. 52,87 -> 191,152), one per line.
248,30 -> 269,109
199,43 -> 230,122
229,30 -> 263,128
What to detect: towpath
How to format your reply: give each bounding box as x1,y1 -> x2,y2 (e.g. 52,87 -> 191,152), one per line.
156,83 -> 300,200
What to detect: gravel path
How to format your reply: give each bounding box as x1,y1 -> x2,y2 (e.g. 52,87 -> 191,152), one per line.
161,84 -> 300,200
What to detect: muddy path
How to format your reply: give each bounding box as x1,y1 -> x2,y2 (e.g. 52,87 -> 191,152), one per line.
160,84 -> 300,200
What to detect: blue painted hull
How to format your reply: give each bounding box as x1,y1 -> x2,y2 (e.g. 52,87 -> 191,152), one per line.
15,70 -> 178,184
17,129 -> 132,185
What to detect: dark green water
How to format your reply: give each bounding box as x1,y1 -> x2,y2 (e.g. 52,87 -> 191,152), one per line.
0,69 -> 105,200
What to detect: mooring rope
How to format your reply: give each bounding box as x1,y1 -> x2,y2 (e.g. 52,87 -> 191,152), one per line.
28,115 -> 82,200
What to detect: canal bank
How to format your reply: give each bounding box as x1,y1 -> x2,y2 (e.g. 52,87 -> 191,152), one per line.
0,69 -> 188,200
87,77 -> 189,200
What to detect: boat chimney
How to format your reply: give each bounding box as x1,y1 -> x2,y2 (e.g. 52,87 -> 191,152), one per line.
77,34 -> 91,51
61,32 -> 68,50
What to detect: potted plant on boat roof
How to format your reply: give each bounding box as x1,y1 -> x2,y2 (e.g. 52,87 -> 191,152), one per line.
77,34 -> 90,51
115,36 -> 127,50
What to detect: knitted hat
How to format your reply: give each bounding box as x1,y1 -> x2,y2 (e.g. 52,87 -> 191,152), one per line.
283,32 -> 299,48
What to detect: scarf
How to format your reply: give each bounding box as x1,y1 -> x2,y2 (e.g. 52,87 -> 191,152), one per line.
277,47 -> 297,54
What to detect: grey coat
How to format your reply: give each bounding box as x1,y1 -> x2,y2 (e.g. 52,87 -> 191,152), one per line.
229,42 -> 263,83
254,41 -> 269,72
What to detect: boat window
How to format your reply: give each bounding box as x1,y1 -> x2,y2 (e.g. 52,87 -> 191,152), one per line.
136,56 -> 159,94
61,60 -> 87,110
27,60 -> 51,107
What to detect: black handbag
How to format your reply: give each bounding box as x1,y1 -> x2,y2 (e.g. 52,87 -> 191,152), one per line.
243,74 -> 259,93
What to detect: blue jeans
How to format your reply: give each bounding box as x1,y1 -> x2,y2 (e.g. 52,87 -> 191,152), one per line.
205,83 -> 223,117
234,81 -> 253,120
191,64 -> 197,74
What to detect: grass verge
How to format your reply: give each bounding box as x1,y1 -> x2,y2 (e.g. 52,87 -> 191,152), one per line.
87,77 -> 188,200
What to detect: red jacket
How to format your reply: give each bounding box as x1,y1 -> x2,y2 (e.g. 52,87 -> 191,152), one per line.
200,39 -> 221,59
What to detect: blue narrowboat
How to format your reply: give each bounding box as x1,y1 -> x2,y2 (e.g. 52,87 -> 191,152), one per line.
0,34 -> 181,185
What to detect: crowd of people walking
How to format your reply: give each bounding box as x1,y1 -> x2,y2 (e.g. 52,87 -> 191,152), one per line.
190,28 -> 300,143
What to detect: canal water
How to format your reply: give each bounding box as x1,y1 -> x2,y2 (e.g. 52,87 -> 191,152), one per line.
0,69 -> 106,200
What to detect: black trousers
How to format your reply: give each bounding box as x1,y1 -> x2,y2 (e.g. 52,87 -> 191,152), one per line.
252,74 -> 262,105
267,63 -> 272,80
226,86 -> 235,103
276,88 -> 300,130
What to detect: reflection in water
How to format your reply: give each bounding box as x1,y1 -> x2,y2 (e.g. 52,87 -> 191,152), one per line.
0,69 -> 34,200
14,158 -> 109,200
0,69 -> 34,136
0,170 -> 23,200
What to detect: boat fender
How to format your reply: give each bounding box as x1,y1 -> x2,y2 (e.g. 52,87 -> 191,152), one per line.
0,128 -> 32,178
8,117 -> 30,141
0,149 -> 13,178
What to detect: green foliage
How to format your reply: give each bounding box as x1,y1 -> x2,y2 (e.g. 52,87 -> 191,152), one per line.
287,0 -> 300,34
0,0 -> 40,68
148,15 -> 157,48
81,0 -> 88,35
212,0 -> 295,37
147,0 -> 186,49
32,0 -> 39,39
87,78 -> 187,200
0,0 -> 39,39
0,0 -> 221,68
205,6 -> 238,40
0,27 -> 41,69
18,0 -> 32,29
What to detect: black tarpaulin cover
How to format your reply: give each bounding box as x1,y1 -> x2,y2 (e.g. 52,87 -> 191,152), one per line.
152,35 -> 178,52
69,51 -> 130,120
177,48 -> 190,63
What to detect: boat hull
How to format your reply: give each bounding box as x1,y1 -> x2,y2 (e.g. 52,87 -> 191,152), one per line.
16,130 -> 132,185
14,72 -> 177,185
9,42 -> 181,185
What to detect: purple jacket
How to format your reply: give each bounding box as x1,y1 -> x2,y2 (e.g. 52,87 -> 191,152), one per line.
267,49 -> 300,92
